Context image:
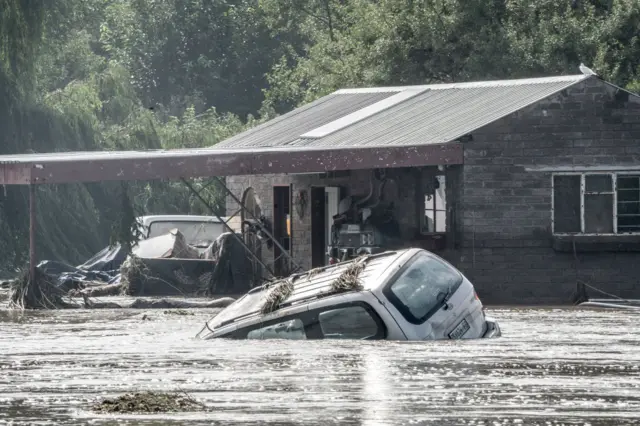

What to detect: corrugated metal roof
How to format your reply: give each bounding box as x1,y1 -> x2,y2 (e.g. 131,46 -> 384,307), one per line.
215,75 -> 590,149
216,92 -> 397,148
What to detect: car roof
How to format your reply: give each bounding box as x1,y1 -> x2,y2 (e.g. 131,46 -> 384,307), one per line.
208,248 -> 421,330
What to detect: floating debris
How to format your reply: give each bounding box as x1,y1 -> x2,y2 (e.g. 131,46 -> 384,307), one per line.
261,278 -> 294,314
9,268 -> 76,310
329,256 -> 369,295
163,309 -> 194,316
93,391 -> 205,414
119,255 -> 151,296
69,281 -> 123,298
305,267 -> 323,280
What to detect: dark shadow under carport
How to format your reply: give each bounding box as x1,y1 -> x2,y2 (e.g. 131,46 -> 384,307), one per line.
0,143 -> 463,280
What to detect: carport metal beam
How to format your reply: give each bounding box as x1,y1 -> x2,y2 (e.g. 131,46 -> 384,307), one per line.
0,143 -> 463,185
0,143 -> 463,278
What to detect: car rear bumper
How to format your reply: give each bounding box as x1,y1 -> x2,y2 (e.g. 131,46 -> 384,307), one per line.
482,316 -> 501,338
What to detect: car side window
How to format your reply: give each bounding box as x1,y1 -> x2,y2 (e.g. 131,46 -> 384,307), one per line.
318,305 -> 383,340
246,318 -> 306,340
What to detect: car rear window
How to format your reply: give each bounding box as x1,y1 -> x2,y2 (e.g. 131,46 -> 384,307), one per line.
384,252 -> 462,324
148,220 -> 224,244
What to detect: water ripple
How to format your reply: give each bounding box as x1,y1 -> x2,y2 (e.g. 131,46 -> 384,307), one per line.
0,306 -> 638,425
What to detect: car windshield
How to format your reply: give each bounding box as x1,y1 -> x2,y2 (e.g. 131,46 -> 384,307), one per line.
385,252 -> 462,324
148,220 -> 224,245
207,290 -> 265,329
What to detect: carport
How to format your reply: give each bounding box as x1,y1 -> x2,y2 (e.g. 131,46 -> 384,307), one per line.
0,143 -> 463,281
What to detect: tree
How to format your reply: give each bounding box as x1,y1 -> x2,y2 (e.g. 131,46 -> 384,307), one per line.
100,0 -> 299,118
262,0 -> 640,108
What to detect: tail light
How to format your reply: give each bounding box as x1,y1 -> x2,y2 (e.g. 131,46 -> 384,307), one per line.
329,257 -> 338,265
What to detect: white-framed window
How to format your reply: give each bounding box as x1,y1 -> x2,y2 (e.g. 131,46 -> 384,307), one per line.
422,175 -> 447,234
552,172 -> 640,235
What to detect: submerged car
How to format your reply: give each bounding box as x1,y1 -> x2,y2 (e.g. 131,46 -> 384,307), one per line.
196,248 -> 501,341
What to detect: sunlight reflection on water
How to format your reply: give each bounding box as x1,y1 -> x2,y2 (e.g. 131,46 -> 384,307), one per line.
0,305 -> 638,425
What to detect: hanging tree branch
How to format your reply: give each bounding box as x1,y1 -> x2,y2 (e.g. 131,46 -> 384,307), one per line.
109,181 -> 145,254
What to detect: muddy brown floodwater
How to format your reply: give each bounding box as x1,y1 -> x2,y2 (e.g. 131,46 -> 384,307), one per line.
0,301 -> 639,425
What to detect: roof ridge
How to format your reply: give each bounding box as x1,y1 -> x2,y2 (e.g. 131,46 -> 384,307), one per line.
334,74 -> 588,94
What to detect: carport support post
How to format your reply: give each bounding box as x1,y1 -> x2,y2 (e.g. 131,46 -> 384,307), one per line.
29,184 -> 36,281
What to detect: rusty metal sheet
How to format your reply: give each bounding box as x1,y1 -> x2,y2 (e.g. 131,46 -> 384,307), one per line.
0,144 -> 463,185
27,151 -> 254,184
250,144 -> 463,175
0,163 -> 31,184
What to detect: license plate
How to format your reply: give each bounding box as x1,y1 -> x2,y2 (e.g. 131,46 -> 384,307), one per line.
448,318 -> 470,339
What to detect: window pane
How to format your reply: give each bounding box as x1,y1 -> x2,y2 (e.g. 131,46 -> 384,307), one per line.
424,210 -> 435,232
617,189 -> 640,215
318,306 -> 380,339
423,175 -> 446,234
617,175 -> 640,233
553,175 -> 581,233
585,175 -> 612,192
617,175 -> 640,190
617,216 -> 640,232
435,176 -> 446,210
246,318 -> 306,340
584,194 -> 613,233
387,253 -> 462,323
435,211 -> 446,233
425,194 -> 434,209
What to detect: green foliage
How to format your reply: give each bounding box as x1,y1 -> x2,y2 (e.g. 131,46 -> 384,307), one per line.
109,183 -> 144,253
99,0 -> 300,118
263,0 -> 640,107
2,0 -> 640,274
0,0 -> 269,272
0,0 -> 47,90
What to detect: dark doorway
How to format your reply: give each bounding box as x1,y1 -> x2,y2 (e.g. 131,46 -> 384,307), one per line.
273,185 -> 291,276
311,187 -> 326,268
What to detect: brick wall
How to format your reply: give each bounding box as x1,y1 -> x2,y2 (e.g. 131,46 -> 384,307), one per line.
455,77 -> 640,303
226,172 -> 359,272
225,77 -> 640,304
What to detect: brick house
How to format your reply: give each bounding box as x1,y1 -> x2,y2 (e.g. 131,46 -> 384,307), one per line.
216,75 -> 640,304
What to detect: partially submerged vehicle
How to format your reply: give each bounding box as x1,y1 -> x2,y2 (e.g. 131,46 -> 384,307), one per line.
196,248 -> 501,341
137,215 -> 227,247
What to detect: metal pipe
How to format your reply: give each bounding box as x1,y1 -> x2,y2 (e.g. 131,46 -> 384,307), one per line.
29,184 -> 36,281
213,176 -> 302,273
180,178 -> 276,278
